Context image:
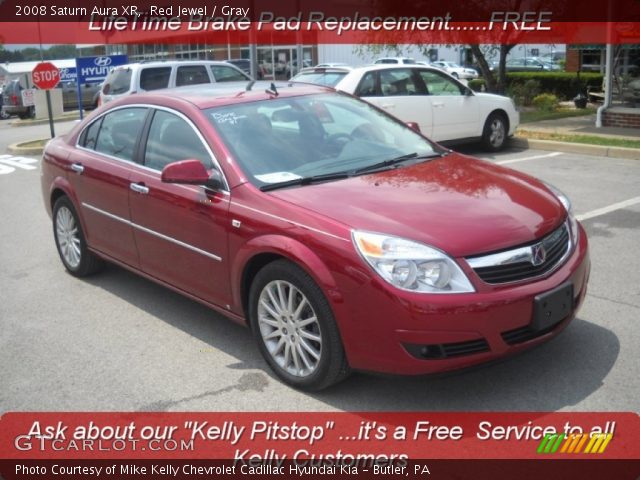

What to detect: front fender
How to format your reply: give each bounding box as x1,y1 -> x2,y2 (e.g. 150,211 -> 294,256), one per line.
230,234 -> 345,316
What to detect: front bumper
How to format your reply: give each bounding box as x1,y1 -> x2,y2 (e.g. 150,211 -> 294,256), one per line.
334,224 -> 590,375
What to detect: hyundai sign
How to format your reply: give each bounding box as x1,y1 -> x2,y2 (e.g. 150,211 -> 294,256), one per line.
75,54 -> 128,83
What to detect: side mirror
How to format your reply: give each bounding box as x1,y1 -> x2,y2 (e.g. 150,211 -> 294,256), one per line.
405,121 -> 421,133
161,159 -> 224,191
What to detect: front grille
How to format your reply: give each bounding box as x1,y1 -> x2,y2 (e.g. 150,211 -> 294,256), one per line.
468,223 -> 570,284
404,338 -> 490,360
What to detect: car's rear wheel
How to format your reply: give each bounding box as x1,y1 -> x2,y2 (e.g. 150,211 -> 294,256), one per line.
52,196 -> 103,277
248,260 -> 350,390
452,72 -> 459,79
481,112 -> 508,151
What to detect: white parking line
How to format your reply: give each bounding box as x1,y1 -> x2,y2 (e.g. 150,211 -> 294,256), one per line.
577,196 -> 640,222
497,152 -> 563,165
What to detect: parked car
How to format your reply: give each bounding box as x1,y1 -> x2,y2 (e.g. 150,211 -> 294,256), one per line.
503,57 -> 562,72
333,64 -> 519,150
315,62 -> 350,68
41,83 -> 589,390
100,60 -> 251,104
60,81 -> 101,110
540,52 -> 566,65
374,57 -> 417,65
430,61 -> 479,80
1,79 -> 34,119
0,87 -> 9,119
290,66 -> 353,87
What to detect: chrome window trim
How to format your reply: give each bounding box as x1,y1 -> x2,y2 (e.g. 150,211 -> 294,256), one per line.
466,221 -> 573,284
82,202 -> 223,262
75,103 -> 231,193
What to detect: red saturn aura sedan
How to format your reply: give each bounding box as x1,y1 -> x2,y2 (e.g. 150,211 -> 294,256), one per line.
41,82 -> 590,390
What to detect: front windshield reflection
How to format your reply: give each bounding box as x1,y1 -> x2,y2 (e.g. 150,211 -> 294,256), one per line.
207,93 -> 438,189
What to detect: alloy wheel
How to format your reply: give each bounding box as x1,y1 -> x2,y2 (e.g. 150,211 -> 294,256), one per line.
55,206 -> 82,269
257,280 -> 322,377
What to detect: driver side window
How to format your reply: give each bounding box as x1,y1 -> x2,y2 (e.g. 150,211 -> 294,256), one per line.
143,110 -> 213,171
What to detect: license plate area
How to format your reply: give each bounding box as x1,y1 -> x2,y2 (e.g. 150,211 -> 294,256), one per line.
531,282 -> 574,332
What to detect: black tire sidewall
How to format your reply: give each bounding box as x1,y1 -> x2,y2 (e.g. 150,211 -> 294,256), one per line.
248,260 -> 347,390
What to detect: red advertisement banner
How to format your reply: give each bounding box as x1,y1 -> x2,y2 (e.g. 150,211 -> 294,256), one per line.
1,412 -> 638,459
0,21 -> 638,44
1,412 -> 639,479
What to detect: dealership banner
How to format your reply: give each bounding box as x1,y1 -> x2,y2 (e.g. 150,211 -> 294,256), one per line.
1,412 -> 639,479
0,0 -> 638,44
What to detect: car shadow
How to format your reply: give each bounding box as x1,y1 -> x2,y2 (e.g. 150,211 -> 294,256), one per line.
85,264 -> 618,412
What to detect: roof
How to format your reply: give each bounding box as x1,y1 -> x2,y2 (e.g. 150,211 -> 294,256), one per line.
118,81 -> 334,110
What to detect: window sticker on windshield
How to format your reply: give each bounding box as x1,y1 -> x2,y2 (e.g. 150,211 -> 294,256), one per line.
211,112 -> 247,125
255,172 -> 302,184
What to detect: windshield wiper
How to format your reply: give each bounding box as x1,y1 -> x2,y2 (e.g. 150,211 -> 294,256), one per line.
260,171 -> 351,192
352,152 -> 445,175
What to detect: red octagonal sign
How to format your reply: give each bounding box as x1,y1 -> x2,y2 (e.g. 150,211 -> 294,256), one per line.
32,62 -> 60,90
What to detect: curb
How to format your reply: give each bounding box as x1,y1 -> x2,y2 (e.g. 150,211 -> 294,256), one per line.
511,137 -> 640,160
10,114 -> 81,127
8,139 -> 48,156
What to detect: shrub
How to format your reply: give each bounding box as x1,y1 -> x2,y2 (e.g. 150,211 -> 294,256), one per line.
532,93 -> 560,112
506,72 -> 603,100
468,79 -> 486,92
507,79 -> 541,107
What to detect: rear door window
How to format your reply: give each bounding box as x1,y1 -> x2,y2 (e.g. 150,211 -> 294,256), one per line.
176,65 -> 211,87
139,67 -> 171,91
94,108 -> 148,161
379,69 -> 420,96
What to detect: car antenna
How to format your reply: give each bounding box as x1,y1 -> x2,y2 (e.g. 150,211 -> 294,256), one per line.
245,80 -> 255,91
265,82 -> 279,96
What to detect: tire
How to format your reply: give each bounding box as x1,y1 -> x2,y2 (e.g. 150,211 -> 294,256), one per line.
52,196 -> 104,277
481,112 -> 508,151
18,107 -> 35,120
248,260 -> 350,390
452,72 -> 459,79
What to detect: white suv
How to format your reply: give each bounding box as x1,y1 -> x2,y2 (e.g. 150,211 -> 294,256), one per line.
99,60 -> 251,104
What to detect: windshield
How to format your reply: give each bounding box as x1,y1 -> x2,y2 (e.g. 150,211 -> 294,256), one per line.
207,92 -> 439,189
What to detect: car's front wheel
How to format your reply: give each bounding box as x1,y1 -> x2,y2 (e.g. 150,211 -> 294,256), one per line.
481,112 -> 508,151
248,260 -> 350,390
52,196 -> 103,277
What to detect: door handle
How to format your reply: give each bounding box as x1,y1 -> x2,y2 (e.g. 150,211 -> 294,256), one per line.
70,163 -> 84,174
432,102 -> 445,108
381,103 -> 395,109
130,182 -> 149,194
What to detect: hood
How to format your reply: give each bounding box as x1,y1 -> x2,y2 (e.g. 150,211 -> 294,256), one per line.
270,153 -> 566,257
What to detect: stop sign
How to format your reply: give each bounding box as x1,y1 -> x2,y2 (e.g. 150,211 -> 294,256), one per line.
32,62 -> 60,90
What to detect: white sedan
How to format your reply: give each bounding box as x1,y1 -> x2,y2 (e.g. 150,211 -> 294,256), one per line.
333,64 -> 519,151
431,61 -> 479,80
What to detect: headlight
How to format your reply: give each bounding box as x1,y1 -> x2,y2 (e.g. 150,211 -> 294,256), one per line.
544,183 -> 579,247
352,231 -> 475,293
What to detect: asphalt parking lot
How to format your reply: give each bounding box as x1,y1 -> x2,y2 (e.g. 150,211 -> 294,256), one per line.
0,119 -> 638,413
